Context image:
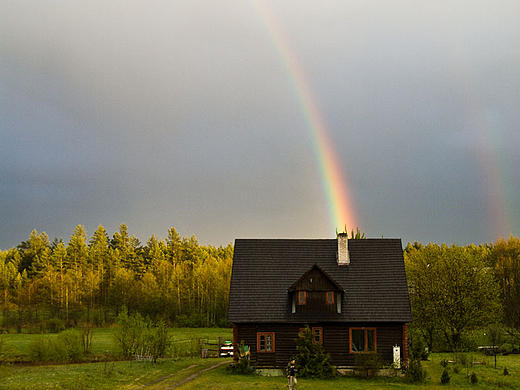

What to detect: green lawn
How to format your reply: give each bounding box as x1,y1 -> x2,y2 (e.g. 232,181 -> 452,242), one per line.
0,335 -> 518,390
174,353 -> 520,390
421,352 -> 519,389
0,358 -> 228,390
1,354 -> 518,390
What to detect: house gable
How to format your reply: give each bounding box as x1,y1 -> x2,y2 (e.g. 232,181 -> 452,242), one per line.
288,264 -> 344,314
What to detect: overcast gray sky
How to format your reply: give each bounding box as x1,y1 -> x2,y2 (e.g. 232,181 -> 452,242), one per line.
1,1 -> 519,249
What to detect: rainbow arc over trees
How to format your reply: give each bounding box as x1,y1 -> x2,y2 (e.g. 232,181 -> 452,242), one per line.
253,1 -> 357,232
451,46 -> 515,240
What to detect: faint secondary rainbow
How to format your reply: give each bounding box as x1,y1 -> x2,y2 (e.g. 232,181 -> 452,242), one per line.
252,1 -> 357,232
452,48 -> 514,240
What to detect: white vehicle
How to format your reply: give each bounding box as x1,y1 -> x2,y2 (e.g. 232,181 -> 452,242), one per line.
219,341 -> 234,357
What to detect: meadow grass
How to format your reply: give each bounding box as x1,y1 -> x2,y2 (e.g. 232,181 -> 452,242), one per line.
2,353 -> 518,390
1,327 -> 233,360
422,352 -> 519,389
0,338 -> 518,390
0,358 -> 227,390
170,353 -> 520,390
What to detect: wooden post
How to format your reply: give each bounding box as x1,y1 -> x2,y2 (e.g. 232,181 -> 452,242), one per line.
402,323 -> 409,366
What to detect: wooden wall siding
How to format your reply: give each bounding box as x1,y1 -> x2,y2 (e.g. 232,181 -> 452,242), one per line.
295,291 -> 338,314
235,322 -> 406,368
293,268 -> 338,291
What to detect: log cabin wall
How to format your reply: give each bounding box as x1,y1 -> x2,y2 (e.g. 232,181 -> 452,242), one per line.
235,322 -> 406,368
293,268 -> 337,291
293,267 -> 341,314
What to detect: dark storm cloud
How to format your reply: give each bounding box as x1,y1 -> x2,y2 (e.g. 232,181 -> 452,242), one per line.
1,1 -> 519,248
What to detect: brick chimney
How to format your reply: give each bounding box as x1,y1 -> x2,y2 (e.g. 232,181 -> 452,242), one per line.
337,233 -> 350,265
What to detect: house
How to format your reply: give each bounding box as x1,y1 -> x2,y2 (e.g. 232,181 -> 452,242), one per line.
227,233 -> 412,369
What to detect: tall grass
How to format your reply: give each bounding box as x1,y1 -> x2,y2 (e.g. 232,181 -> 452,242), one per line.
28,329 -> 84,363
1,327 -> 233,363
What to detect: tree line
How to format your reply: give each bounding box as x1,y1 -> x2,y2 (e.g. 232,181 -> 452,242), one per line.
0,224 -> 233,331
404,236 -> 520,352
2,224 -> 519,351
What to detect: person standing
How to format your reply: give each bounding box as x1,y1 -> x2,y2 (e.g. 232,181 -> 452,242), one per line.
287,359 -> 297,389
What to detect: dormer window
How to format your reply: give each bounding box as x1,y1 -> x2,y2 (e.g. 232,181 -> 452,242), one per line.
289,264 -> 344,314
297,291 -> 307,305
326,291 -> 335,305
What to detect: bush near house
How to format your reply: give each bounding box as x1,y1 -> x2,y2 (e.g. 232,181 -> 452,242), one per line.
294,325 -> 334,378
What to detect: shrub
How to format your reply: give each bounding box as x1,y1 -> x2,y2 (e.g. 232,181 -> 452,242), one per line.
470,372 -> 478,384
57,329 -> 84,362
455,352 -> 469,367
49,337 -> 69,362
440,368 -> 451,384
29,329 -> 86,363
234,341 -> 251,374
503,367 -> 509,376
404,357 -> 427,383
147,320 -> 170,363
354,353 -> 382,379
114,308 -> 171,362
295,325 -> 334,378
217,318 -> 230,328
81,326 -> 93,355
411,338 -> 429,360
113,307 -> 147,359
45,318 -> 65,333
29,338 -> 52,362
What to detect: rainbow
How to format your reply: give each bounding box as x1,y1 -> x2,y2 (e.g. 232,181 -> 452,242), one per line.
452,49 -> 514,240
252,1 -> 357,233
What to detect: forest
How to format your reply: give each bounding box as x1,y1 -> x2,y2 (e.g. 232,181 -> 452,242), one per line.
1,225 -> 520,354
405,236 -> 520,352
0,224 -> 233,330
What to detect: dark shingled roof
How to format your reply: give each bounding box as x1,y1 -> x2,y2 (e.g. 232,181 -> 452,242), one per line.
228,238 -> 412,323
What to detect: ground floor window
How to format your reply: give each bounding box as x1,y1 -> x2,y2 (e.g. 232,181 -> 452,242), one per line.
299,326 -> 323,343
257,332 -> 275,352
349,327 -> 377,353
312,327 -> 323,344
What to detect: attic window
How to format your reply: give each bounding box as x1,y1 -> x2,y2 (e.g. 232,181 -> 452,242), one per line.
326,291 -> 335,305
297,291 -> 307,305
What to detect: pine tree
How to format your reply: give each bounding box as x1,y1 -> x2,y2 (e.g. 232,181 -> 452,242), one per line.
295,325 -> 334,378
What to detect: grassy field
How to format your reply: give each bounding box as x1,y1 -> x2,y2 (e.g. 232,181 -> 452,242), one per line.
1,329 -> 519,389
1,327 -> 233,360
178,353 -> 520,390
0,352 -> 518,389
0,358 -> 229,390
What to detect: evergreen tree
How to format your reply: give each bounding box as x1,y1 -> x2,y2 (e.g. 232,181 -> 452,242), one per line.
67,225 -> 89,270
17,230 -> 50,275
295,325 -> 334,378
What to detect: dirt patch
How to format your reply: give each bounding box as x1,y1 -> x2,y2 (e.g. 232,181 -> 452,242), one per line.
140,365 -> 197,388
165,361 -> 229,389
